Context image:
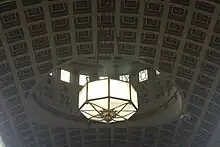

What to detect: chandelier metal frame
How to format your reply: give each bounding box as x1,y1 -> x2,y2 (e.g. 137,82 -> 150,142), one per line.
78,77 -> 138,123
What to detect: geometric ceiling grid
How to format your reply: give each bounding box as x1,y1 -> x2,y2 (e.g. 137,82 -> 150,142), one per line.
0,0 -> 220,147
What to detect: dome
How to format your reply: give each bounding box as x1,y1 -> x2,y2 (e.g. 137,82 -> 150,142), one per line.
0,0 -> 218,147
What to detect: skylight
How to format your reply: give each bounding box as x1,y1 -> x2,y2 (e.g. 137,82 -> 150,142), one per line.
139,69 -> 148,82
79,74 -> 89,86
99,76 -> 108,80
60,69 -> 70,83
156,70 -> 160,75
119,74 -> 129,82
49,72 -> 53,76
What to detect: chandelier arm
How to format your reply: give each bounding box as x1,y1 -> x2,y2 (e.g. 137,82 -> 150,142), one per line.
122,111 -> 136,117
89,112 -> 110,123
114,111 -> 135,121
111,103 -> 127,110
82,109 -> 104,120
116,111 -> 135,119
89,102 -> 106,110
89,114 -> 106,122
80,110 -> 95,117
89,103 -> 103,115
111,119 -> 117,122
115,103 -> 129,116
88,113 -> 102,119
115,113 -> 127,120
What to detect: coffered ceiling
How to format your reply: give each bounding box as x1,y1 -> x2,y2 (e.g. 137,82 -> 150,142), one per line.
1,0 -> 220,147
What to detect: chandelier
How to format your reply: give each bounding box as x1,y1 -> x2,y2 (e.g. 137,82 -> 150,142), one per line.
78,77 -> 138,123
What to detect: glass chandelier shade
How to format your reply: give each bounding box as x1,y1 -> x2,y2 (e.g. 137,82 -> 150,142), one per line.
78,78 -> 138,123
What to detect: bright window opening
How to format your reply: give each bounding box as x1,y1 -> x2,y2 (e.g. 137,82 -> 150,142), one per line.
119,74 -> 129,82
139,69 -> 148,82
60,69 -> 70,83
79,74 -> 90,86
156,70 -> 160,75
99,76 -> 108,80
49,72 -> 53,76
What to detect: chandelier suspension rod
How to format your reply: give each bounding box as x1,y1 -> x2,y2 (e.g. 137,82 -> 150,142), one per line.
94,0 -> 121,79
